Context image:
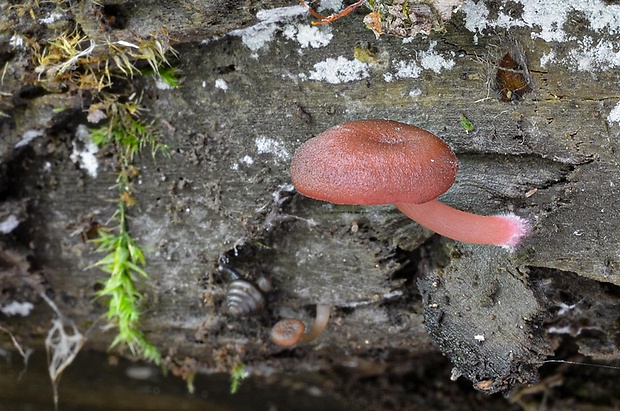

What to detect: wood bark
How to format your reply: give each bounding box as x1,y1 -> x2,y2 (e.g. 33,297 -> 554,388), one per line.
1,0 -> 619,408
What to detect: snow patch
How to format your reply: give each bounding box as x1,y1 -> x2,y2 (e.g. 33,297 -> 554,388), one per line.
317,0 -> 344,12
87,108 -> 107,124
461,0 -> 572,42
547,325 -> 574,335
241,24 -> 279,53
255,5 -> 307,22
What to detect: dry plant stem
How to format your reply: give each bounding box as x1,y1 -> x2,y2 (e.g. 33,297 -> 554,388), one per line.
40,293 -> 85,411
300,0 -> 365,25
300,304 -> 331,343
0,325 -> 31,363
395,200 -> 531,248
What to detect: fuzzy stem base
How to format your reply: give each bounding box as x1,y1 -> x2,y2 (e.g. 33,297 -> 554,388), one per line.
395,200 -> 530,248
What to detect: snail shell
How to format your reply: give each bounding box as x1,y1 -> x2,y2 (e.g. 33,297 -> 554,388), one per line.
219,264 -> 270,316
226,279 -> 266,316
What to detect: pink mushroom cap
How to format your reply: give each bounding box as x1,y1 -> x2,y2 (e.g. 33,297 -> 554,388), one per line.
290,119 -> 458,206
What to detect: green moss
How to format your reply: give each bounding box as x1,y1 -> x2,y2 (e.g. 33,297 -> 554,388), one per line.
6,0 -> 178,364
91,201 -> 161,364
89,95 -> 169,364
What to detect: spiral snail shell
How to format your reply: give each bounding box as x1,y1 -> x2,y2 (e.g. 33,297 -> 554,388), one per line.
219,264 -> 269,317
226,279 -> 266,316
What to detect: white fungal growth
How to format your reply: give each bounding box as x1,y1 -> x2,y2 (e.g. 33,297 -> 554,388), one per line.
231,155 -> 255,171
388,60 -> 422,81
241,25 -> 278,53
70,125 -> 99,178
419,41 -> 456,73
304,56 -> 369,84
316,0 -> 344,12
607,101 -> 620,125
15,129 -> 44,148
461,0 -> 620,71
39,13 -> 65,25
0,301 -> 34,317
9,34 -> 26,49
384,42 -> 455,82
229,5 -> 307,53
215,78 -> 229,91
540,50 -> 556,67
283,23 -> 334,49
0,215 -> 20,234
255,136 -> 290,161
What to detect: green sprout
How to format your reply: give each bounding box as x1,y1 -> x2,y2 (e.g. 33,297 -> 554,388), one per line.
460,114 -> 475,133
230,363 -> 249,394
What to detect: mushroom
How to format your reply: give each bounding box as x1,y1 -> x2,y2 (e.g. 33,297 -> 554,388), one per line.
290,119 -> 530,248
270,305 -> 331,348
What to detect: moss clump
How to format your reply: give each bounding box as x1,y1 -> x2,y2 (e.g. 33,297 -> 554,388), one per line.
4,0 -> 178,363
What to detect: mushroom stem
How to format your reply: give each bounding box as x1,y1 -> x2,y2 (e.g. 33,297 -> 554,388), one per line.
395,200 -> 530,248
299,304 -> 331,344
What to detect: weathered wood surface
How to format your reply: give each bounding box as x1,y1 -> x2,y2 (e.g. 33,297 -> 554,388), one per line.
2,0 -> 620,408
